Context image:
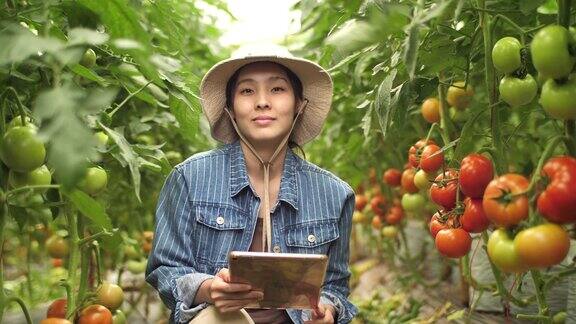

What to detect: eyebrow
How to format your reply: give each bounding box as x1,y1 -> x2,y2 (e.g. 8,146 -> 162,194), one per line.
236,76 -> 289,87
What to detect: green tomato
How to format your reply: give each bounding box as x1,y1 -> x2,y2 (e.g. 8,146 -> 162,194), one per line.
487,229 -> 526,273
381,225 -> 398,238
80,48 -> 97,68
413,169 -> 433,190
8,165 -> 51,189
7,116 -> 33,130
0,126 -> 46,172
539,75 -> 576,119
112,309 -> 127,324
499,74 -> 538,107
492,37 -> 522,74
552,311 -> 567,324
401,193 -> 426,213
126,259 -> 147,274
78,166 -> 108,195
449,107 -> 468,123
530,25 -> 575,79
94,131 -> 109,147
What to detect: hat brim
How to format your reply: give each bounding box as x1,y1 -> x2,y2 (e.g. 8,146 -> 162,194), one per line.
200,55 -> 333,145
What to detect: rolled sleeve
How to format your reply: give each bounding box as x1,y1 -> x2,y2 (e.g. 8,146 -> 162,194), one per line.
321,191 -> 358,323
145,168 -> 210,323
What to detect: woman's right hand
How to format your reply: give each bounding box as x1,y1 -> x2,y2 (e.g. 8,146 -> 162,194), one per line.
208,268 -> 264,313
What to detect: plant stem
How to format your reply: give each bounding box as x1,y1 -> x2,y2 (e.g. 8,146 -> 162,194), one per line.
78,215 -> 89,304
530,270 -> 551,323
64,202 -> 80,318
5,296 -> 32,324
478,0 -> 507,174
0,204 -> 7,322
559,0 -> 575,156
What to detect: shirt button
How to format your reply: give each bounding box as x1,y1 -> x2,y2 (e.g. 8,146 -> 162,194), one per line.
216,216 -> 225,225
307,234 -> 316,243
273,245 -> 281,253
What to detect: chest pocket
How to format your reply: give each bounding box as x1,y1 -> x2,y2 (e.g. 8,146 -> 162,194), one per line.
285,220 -> 340,255
193,203 -> 248,268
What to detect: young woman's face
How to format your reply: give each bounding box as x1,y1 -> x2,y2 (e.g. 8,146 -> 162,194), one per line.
231,62 -> 299,146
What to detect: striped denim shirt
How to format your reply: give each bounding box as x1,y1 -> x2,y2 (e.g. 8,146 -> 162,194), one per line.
145,140 -> 358,323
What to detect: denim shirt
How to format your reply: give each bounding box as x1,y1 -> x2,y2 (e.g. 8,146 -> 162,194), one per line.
145,141 -> 358,324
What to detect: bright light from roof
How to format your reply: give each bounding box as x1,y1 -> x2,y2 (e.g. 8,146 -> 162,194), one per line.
198,0 -> 301,47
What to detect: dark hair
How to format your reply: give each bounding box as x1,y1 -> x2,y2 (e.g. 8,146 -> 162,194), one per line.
224,61 -> 306,159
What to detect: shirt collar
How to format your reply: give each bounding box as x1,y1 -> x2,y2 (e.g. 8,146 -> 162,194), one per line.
229,141 -> 299,210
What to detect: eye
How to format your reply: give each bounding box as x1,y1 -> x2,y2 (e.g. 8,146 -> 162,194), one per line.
239,88 -> 253,95
272,87 -> 285,93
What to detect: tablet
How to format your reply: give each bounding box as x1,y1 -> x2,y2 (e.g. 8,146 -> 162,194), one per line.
228,251 -> 328,309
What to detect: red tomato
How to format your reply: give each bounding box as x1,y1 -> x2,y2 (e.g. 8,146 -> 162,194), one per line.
51,258 -> 63,268
419,144 -> 444,173
408,139 -> 435,168
383,168 -> 402,187
461,198 -> 490,233
429,212 -> 450,238
514,224 -> 570,268
46,298 -> 67,318
459,154 -> 494,198
401,168 -> 419,193
371,215 -> 383,229
40,319 -> 72,324
370,194 -> 387,216
536,156 -> 576,223
435,228 -> 471,258
429,169 -> 459,209
355,194 -> 368,211
385,206 -> 404,225
78,305 -> 113,324
482,174 -> 529,227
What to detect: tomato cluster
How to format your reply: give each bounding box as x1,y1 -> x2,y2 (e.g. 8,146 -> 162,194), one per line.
44,282 -> 124,323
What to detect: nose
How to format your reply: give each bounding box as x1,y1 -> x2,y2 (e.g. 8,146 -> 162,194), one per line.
256,92 -> 270,110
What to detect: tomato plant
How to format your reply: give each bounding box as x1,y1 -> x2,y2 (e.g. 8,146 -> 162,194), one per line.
421,98 -> 440,123
537,156 -> 576,223
482,174 -> 529,227
419,144 -> 443,173
400,168 -> 419,193
429,169 -> 459,210
491,37 -> 522,74
461,198 -> 490,233
0,126 -> 46,172
459,154 -> 493,199
46,235 -> 69,259
78,305 -> 113,324
434,228 -> 471,258
514,224 -> 570,269
487,229 -> 526,273
530,25 -> 575,79
383,168 -> 402,187
46,298 -> 67,318
96,282 -> 124,312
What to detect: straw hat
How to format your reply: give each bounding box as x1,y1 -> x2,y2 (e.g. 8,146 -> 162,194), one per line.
199,44 -> 333,145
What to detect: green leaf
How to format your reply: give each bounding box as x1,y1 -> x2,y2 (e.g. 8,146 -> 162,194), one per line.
98,124 -> 142,202
68,28 -> 109,46
0,24 -> 64,66
375,69 -> 397,137
169,90 -> 200,143
361,102 -> 374,138
404,23 -> 420,80
68,64 -> 109,86
452,108 -> 487,163
520,0 -> 547,15
66,190 -> 112,230
446,309 -> 466,321
33,84 -> 115,188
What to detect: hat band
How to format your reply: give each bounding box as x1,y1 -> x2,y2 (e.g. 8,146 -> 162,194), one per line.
224,99 -> 308,252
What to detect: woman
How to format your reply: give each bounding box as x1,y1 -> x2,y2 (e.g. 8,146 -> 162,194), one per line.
146,45 -> 357,324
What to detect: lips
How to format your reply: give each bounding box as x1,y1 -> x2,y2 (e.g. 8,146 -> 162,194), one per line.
253,115 -> 275,121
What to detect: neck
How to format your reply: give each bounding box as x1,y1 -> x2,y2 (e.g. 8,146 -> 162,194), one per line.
240,140 -> 288,181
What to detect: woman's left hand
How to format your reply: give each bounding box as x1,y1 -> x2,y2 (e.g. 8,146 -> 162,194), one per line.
304,303 -> 335,324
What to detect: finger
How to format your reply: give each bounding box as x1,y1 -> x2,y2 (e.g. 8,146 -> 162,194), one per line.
212,278 -> 252,293
214,298 -> 259,311
217,268 -> 231,282
212,290 -> 263,301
